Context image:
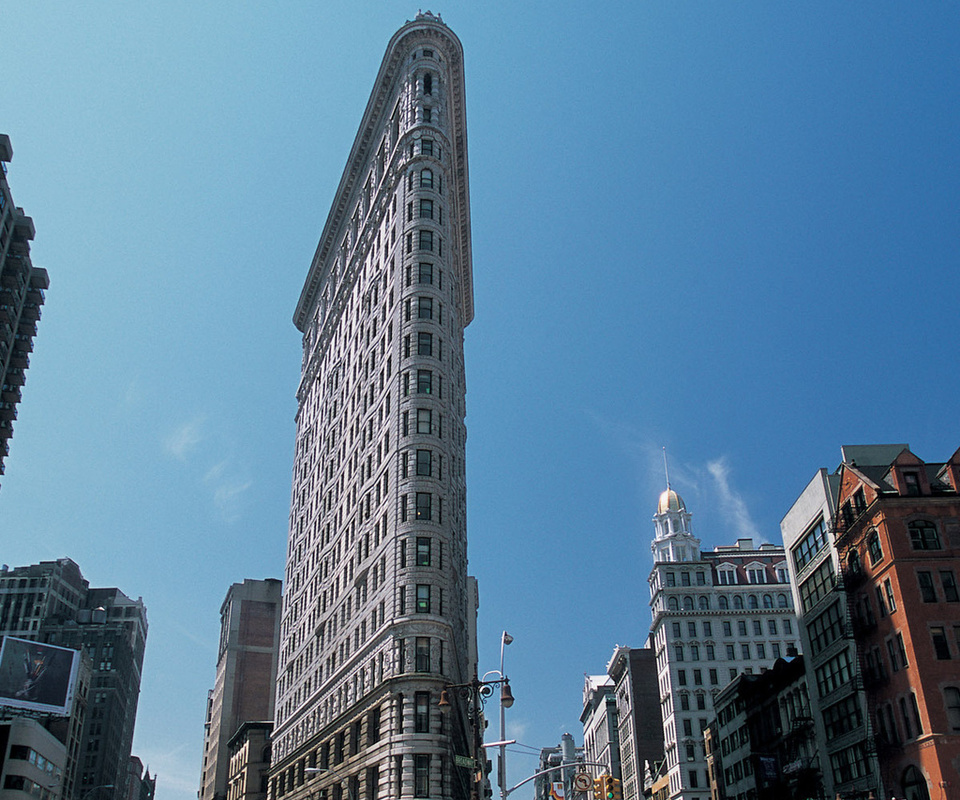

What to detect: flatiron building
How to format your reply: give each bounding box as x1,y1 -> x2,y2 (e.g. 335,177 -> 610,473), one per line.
270,13 -> 477,800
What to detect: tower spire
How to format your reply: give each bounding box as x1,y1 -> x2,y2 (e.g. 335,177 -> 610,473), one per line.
663,446 -> 670,489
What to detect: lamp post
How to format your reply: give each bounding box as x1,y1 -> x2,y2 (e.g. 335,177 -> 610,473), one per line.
439,668 -> 514,800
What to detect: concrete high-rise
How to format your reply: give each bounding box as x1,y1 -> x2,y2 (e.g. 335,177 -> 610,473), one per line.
200,579 -> 282,800
0,558 -> 148,800
0,134 -> 49,489
270,13 -> 476,800
647,488 -> 797,800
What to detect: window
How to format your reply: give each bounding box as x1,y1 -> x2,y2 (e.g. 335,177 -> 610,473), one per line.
885,579 -> 897,612
401,495 -> 408,522
418,296 -> 433,319
423,73 -> 432,95
698,596 -> 709,610
666,572 -> 676,587
675,645 -> 684,662
418,332 -> 433,356
867,531 -> 883,564
753,620 -> 762,635
703,621 -> 712,636
734,596 -> 744,609
683,719 -> 692,736
723,621 -> 732,637
918,571 -> 937,603
681,572 -> 691,586
694,669 -> 702,685
416,492 -> 432,520
748,594 -> 759,609
792,518 -> 827,572
718,596 -> 729,610
945,687 -> 960,731
414,754 -> 430,797
418,262 -> 433,284
683,596 -> 694,611
415,691 -> 430,729
687,621 -> 697,637
768,619 -> 778,635
762,594 -> 773,609
932,627 -> 951,659
709,669 -> 718,685
903,471 -> 921,496
422,107 -> 432,123
909,520 -> 941,550
738,621 -> 747,636
417,370 -> 432,394
416,537 -> 431,566
416,449 -> 432,476
897,632 -> 908,668
941,570 -> 960,603
420,169 -> 433,188
416,585 -> 431,613
417,409 -> 431,434
697,571 -> 706,585
799,558 -> 836,612
421,138 -> 434,157
726,645 -> 735,659
678,670 -> 687,686
672,622 -> 681,638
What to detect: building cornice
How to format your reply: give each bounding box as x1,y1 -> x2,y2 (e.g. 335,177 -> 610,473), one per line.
293,16 -> 473,334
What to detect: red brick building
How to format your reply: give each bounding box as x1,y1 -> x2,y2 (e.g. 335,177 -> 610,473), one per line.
833,445 -> 960,800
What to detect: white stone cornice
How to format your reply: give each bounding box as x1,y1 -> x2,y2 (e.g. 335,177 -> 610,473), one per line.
294,18 -> 473,333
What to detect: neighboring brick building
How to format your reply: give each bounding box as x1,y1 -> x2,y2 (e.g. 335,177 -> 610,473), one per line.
832,444 -> 960,800
606,646 -> 662,800
200,579 -> 281,800
707,656 -> 820,800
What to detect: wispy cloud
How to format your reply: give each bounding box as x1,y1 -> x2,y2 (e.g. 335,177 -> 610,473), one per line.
163,417 -> 206,460
706,457 -> 762,542
204,459 -> 253,523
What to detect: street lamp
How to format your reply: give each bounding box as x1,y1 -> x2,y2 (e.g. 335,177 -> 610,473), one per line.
80,785 -> 114,800
439,666 -> 514,800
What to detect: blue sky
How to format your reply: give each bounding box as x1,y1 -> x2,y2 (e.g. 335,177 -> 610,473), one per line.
2,3 -> 959,799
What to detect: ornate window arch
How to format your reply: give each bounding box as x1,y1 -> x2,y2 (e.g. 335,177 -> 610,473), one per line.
777,593 -> 788,608
748,595 -> 759,609
683,596 -> 694,611
668,597 -> 679,611
867,530 -> 884,564
762,594 -> 773,609
718,596 -> 729,610
698,596 -> 710,610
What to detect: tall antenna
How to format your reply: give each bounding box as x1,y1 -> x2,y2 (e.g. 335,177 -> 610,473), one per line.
662,447 -> 670,489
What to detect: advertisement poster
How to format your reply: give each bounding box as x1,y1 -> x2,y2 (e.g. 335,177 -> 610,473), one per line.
0,636 -> 79,716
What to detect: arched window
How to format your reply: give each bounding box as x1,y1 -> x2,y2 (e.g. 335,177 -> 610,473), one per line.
420,169 -> 433,189
777,593 -> 788,608
683,596 -> 694,611
698,596 -> 709,610
945,687 -> 960,732
734,595 -> 744,610
867,530 -> 884,564
901,765 -> 930,800
762,594 -> 773,609
748,595 -> 759,609
718,596 -> 729,610
668,597 -> 679,611
909,521 -> 941,551
847,548 -> 862,575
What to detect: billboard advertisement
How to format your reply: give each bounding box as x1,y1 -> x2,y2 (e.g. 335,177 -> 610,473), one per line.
0,636 -> 80,716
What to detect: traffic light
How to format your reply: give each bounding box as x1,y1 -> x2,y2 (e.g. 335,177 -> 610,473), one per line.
592,777 -> 602,800
611,778 -> 622,800
604,775 -> 615,800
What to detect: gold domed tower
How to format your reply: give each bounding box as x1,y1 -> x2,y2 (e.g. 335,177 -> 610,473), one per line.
652,483 -> 700,562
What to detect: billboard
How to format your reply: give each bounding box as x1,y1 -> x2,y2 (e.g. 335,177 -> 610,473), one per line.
0,636 -> 80,716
